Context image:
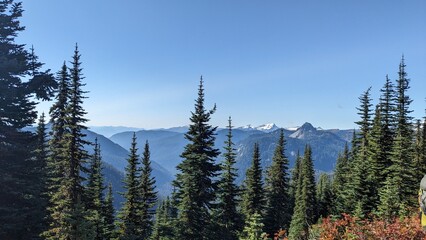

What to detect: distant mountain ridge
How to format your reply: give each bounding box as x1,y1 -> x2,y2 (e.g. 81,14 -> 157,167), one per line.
104,122 -> 353,185
88,126 -> 144,137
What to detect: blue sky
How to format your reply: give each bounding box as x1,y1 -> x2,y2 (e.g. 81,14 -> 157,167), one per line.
20,0 -> 426,129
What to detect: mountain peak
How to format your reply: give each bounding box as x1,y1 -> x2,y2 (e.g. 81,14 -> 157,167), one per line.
289,122 -> 316,139
299,122 -> 316,131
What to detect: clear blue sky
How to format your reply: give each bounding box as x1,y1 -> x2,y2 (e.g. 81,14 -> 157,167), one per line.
20,0 -> 426,129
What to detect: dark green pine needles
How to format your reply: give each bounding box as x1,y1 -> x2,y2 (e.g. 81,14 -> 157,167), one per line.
264,129 -> 291,236
214,117 -> 243,240
0,1 -> 56,238
172,77 -> 220,240
242,143 -> 265,219
288,145 -> 316,239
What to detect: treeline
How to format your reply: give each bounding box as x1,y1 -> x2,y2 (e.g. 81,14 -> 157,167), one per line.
332,57 -> 426,220
1,1 -> 426,240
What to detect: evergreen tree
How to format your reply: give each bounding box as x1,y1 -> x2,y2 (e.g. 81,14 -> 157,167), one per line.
239,212 -> 266,240
422,118 -> 426,176
332,143 -> 351,215
86,139 -> 107,240
118,133 -> 142,239
316,173 -> 332,219
380,57 -> 416,215
379,75 -> 396,167
264,129 -> 291,236
0,1 -> 55,238
366,105 -> 387,210
43,63 -> 72,239
67,44 -> 91,203
289,151 -> 302,218
349,88 -> 375,217
377,175 -> 401,221
242,143 -> 265,219
138,140 -> 158,239
32,113 -> 50,236
288,145 -> 316,240
414,120 -> 425,179
151,197 -> 175,240
214,117 -> 242,240
44,45 -> 94,239
172,77 -> 220,240
103,184 -> 116,240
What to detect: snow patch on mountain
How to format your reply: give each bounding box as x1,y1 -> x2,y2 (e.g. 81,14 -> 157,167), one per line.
237,123 -> 279,132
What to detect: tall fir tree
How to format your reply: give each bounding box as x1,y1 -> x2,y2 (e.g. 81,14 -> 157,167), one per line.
241,143 -> 265,219
214,117 -> 242,240
118,133 -> 142,239
151,197 -> 176,240
316,173 -> 333,219
350,87 -> 375,217
138,140 -> 158,239
28,113 -> 49,238
43,62 -> 71,239
332,143 -> 351,215
379,75 -> 396,167
67,44 -> 91,204
366,105 -> 387,210
32,113 -> 50,236
103,184 -> 116,240
0,1 -> 55,238
379,57 -> 416,215
44,45 -> 94,239
421,118 -> 426,176
288,145 -> 316,240
172,77 -> 220,240
289,150 -> 302,219
86,139 -> 107,240
414,120 -> 425,179
264,129 -> 291,236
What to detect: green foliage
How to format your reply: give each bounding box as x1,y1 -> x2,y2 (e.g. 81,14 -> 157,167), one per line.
264,129 -> 291,235
31,113 -> 50,235
422,119 -> 426,175
0,1 -> 56,238
103,184 -> 116,239
288,145 -> 316,240
316,173 -> 332,219
172,77 -> 220,240
242,143 -> 265,219
289,151 -> 302,218
349,88 -> 376,216
332,143 -> 351,215
151,197 -> 176,240
414,120 -> 426,179
368,105 -> 390,206
376,177 -> 400,221
239,212 -> 266,240
138,141 -> 158,239
118,133 -> 142,239
214,117 -> 243,240
44,46 -> 94,239
383,57 -> 417,214
86,139 -> 107,240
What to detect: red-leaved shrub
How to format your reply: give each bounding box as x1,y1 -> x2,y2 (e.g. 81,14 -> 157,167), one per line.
318,213 -> 426,240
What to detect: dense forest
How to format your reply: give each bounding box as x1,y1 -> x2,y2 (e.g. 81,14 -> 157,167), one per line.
1,1 -> 426,239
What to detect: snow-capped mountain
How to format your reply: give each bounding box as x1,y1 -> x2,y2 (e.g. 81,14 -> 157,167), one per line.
237,123 -> 279,133
256,123 -> 280,132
